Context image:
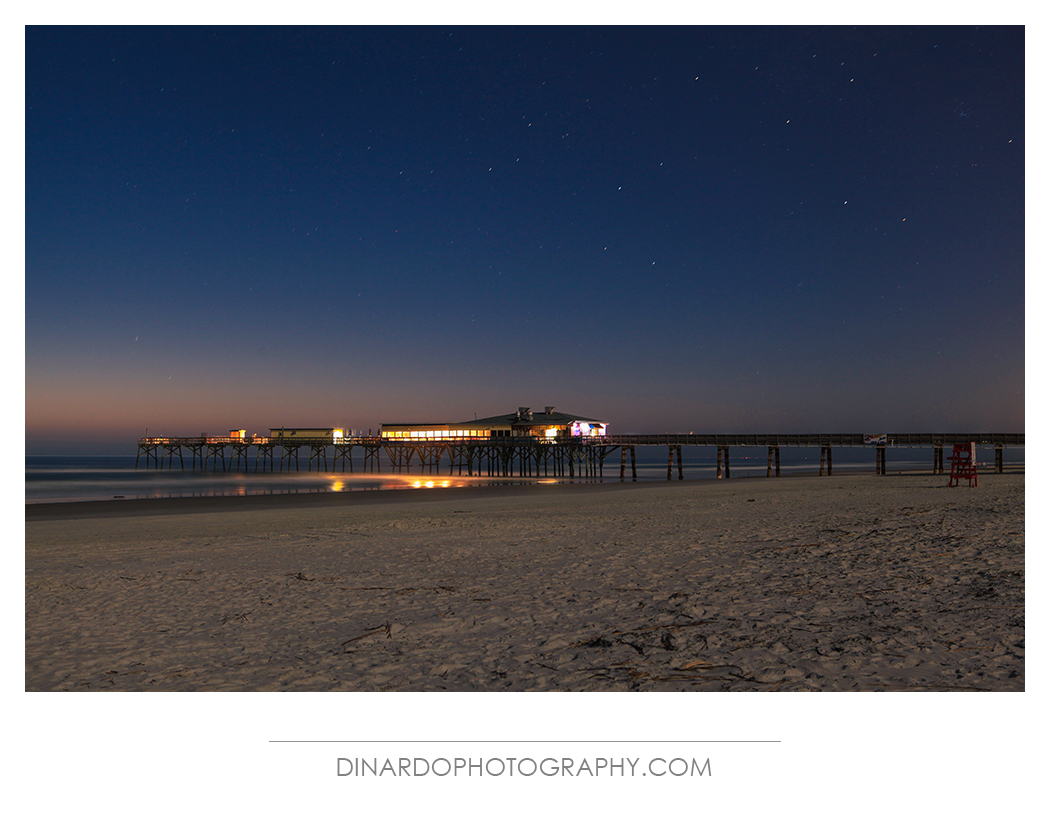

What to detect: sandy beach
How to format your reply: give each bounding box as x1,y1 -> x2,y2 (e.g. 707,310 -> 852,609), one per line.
25,473 -> 1024,691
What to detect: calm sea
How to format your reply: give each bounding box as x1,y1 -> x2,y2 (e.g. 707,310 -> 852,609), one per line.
25,446 -> 1024,505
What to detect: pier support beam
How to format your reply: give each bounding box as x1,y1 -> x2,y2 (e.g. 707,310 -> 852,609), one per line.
716,446 -> 730,479
819,445 -> 833,476
667,445 -> 683,480
229,442 -> 251,472
385,444 -> 414,472
161,443 -> 184,470
135,441 -> 159,470
594,445 -> 616,480
875,444 -> 887,475
934,445 -> 944,475
334,444 -> 354,473
255,444 -> 275,472
308,444 -> 329,472
187,442 -> 205,471
411,444 -> 446,474
995,444 -> 1004,473
361,443 -> 381,473
204,443 -> 227,472
280,445 -> 300,472
447,444 -> 468,476
766,446 -> 780,477
620,446 -> 637,481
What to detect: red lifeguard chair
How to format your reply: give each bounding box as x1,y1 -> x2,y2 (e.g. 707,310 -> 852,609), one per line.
948,443 -> 978,487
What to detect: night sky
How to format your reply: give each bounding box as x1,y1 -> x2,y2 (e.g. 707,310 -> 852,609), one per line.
25,25 -> 1025,454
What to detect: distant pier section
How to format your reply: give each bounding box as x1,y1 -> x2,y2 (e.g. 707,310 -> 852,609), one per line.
136,407 -> 1023,481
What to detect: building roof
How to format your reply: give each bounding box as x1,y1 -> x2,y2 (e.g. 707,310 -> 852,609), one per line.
382,408 -> 606,429
380,423 -> 453,428
469,408 -> 605,427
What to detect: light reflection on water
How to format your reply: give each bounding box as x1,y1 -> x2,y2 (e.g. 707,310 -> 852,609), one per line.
25,459 -> 559,504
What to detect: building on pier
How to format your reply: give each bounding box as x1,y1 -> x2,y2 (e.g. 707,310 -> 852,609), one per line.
481,407 -> 609,439
380,406 -> 608,441
380,422 -> 497,440
268,428 -> 346,442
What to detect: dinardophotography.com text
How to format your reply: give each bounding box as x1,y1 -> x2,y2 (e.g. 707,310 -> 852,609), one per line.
336,756 -> 711,778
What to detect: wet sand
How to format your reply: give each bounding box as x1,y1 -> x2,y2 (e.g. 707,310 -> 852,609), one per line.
25,473 -> 1024,691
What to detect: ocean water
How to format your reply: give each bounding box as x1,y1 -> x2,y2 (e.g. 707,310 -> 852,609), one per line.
25,446 -> 1024,505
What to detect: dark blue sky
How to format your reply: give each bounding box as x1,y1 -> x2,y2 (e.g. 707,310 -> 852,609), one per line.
25,26 -> 1024,453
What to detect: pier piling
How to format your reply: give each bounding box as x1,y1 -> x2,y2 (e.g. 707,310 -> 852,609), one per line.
819,445 -> 833,476
875,445 -> 887,475
716,446 -> 731,479
767,446 -> 780,477
666,446 -> 683,480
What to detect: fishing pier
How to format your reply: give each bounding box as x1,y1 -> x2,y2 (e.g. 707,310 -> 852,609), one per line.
135,432 -> 1024,481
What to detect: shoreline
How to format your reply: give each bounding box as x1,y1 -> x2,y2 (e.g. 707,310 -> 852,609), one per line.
25,477 -> 697,521
26,472 -> 1024,691
24,465 -> 1025,521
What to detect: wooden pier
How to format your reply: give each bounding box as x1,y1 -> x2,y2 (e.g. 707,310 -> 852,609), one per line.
135,433 -> 1024,480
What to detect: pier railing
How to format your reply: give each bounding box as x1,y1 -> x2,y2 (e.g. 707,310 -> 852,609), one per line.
594,433 -> 1025,447
138,432 -> 1024,447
